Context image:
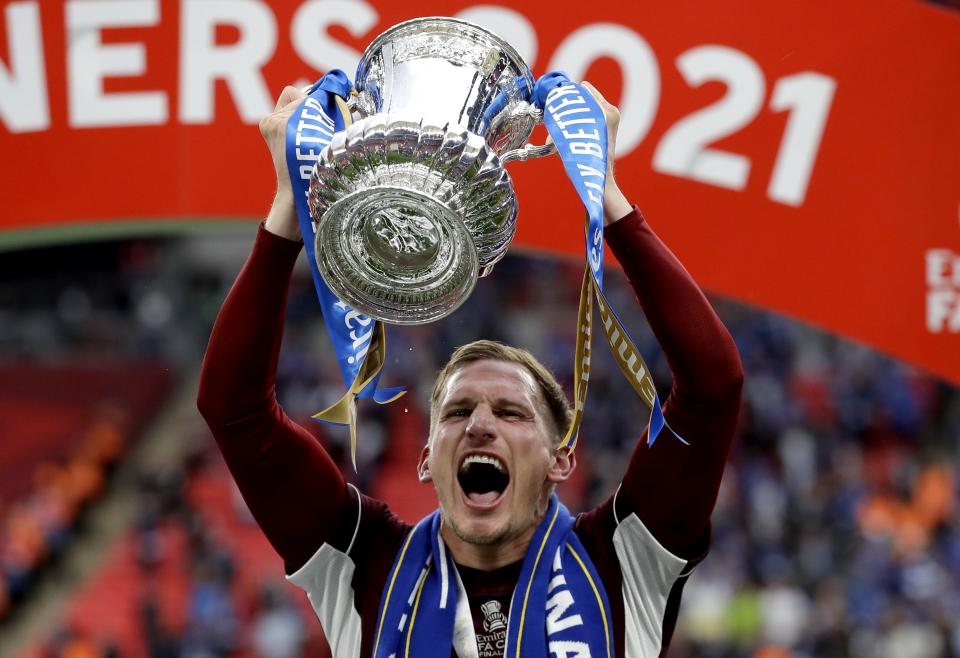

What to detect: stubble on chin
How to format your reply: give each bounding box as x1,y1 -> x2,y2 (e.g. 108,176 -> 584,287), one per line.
445,515 -> 512,547
442,490 -> 553,550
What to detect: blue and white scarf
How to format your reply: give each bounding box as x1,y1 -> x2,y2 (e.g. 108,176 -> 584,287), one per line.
373,495 -> 613,658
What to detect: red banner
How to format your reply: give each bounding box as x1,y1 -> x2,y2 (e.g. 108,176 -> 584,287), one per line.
2,0 -> 958,383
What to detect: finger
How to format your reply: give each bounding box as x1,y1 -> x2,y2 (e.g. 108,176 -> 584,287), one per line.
579,81 -> 604,104
580,81 -> 613,111
279,96 -> 305,116
275,85 -> 305,112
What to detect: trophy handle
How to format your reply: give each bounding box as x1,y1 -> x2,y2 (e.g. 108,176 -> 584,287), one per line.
499,106 -> 558,164
500,141 -> 557,164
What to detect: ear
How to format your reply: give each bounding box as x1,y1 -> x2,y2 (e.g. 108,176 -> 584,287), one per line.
417,445 -> 432,483
547,446 -> 576,484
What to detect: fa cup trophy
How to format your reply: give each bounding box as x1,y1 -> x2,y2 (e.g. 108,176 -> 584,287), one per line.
308,17 -> 554,324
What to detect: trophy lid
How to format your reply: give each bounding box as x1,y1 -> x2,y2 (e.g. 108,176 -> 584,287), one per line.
356,16 -> 534,96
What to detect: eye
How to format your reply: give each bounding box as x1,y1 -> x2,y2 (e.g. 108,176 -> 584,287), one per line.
496,408 -> 523,419
444,408 -> 470,419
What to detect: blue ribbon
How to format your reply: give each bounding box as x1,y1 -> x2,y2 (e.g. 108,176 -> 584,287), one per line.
532,72 -> 681,447
284,72 -> 403,414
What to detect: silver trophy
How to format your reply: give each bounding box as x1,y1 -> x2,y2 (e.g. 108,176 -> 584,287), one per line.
308,17 -> 554,324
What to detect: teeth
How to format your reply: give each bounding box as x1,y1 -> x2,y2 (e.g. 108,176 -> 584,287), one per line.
460,455 -> 505,473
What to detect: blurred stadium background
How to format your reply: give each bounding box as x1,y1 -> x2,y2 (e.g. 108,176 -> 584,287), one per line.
1,1 -> 958,658
1,221 -> 958,658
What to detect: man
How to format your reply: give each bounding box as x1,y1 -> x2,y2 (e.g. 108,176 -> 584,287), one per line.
198,82 -> 743,657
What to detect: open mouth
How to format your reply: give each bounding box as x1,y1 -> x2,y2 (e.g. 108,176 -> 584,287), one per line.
458,454 -> 510,506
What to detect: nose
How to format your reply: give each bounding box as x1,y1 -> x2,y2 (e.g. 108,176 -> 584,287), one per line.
465,404 -> 496,441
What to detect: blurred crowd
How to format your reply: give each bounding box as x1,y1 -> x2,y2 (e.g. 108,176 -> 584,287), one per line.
132,456 -> 310,658
273,250 -> 960,658
34,449 -> 317,658
670,301 -> 959,658
1,231 -> 958,658
0,407 -> 126,621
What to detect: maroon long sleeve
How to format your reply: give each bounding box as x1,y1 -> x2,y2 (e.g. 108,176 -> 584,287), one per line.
604,208 -> 743,557
197,225 -> 352,572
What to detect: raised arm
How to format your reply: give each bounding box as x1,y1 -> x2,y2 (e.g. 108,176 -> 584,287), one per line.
197,87 -> 355,572
584,84 -> 743,558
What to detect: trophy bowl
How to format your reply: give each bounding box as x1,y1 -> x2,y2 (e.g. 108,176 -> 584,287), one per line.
309,17 -> 541,325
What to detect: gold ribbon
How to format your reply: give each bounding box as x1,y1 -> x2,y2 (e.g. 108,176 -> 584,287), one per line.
559,218 -> 663,452
312,320 -> 405,469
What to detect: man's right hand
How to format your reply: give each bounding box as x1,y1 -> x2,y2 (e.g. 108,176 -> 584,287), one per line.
260,85 -> 307,242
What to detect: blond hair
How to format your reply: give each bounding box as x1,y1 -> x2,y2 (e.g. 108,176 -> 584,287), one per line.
430,340 -> 572,442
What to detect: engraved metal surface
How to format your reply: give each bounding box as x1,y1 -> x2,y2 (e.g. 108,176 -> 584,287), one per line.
310,17 -> 539,324
354,17 -> 537,154
310,115 -> 516,324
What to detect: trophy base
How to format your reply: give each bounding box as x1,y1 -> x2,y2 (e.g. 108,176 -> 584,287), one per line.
315,186 -> 479,325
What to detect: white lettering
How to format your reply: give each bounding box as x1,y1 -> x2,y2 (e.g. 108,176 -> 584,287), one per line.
556,117 -> 596,131
579,308 -> 592,394
0,2 -> 49,132
545,550 -> 589,651
179,0 -> 276,124
548,573 -> 566,593
623,352 -> 646,385
563,127 -> 600,141
546,590 -> 583,634
549,23 -> 660,157
293,98 -> 335,182
608,327 -> 621,350
589,246 -> 602,273
926,249 -> 959,287
350,328 -> 372,349
345,309 -> 373,329
927,290 -> 960,333
570,142 -> 603,159
652,46 -> 765,191
292,0 -> 377,78
545,84 -> 580,103
300,110 -> 333,127
598,300 -> 613,334
348,342 -> 370,366
66,0 -> 166,128
926,249 -> 960,333
767,72 -> 836,206
296,146 -> 322,161
554,106 -> 591,121
296,130 -> 332,145
546,94 -> 585,114
296,121 -> 333,141
303,98 -> 335,125
548,641 -> 591,658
